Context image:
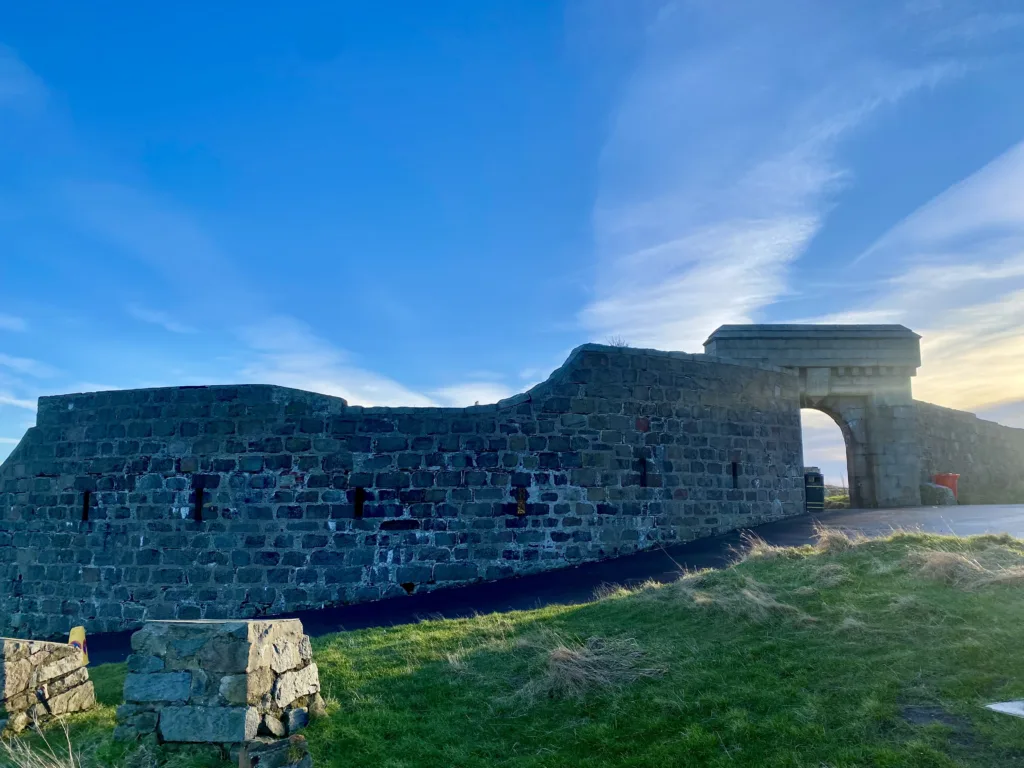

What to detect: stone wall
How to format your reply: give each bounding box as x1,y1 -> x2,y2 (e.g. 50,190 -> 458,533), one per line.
0,344 -> 804,638
116,619 -> 322,744
916,401 -> 1024,504
0,637 -> 95,734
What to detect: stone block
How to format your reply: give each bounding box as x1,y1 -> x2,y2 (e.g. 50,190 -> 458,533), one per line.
284,706 -> 308,733
159,705 -> 260,743
219,668 -> 274,706
127,654 -> 165,673
124,672 -> 191,703
920,483 -> 956,506
41,681 -> 95,716
260,712 -> 286,737
239,735 -> 313,768
273,663 -> 319,709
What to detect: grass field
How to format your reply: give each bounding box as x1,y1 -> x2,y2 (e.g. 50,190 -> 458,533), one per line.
9,529 -> 1024,767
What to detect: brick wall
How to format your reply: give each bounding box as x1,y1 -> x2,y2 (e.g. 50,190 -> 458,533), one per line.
916,401 -> 1024,504
0,344 -> 804,638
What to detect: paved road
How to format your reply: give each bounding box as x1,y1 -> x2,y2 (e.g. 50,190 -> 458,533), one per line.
85,504 -> 1024,664
815,504 -> 1024,539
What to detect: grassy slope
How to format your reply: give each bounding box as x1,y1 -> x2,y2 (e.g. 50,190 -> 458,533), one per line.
22,532 -> 1024,767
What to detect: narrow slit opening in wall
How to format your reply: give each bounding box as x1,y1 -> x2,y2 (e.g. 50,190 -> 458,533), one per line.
81,490 -> 90,522
354,487 -> 366,518
193,486 -> 204,522
516,487 -> 527,516
731,462 -> 739,489
639,453 -> 648,487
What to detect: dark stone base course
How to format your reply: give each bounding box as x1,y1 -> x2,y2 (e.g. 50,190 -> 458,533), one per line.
0,344 -> 806,639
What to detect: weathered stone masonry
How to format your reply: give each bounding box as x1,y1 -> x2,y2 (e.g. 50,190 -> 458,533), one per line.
0,345 -> 804,638
916,401 -> 1024,504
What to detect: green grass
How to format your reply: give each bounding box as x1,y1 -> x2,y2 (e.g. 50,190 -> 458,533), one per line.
824,493 -> 850,509
13,531 -> 1024,767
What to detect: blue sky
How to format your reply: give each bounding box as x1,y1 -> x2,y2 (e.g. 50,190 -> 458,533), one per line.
2,1 -> 1024,484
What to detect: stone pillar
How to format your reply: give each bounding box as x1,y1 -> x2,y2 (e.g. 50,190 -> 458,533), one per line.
115,619 -> 324,746
812,393 -> 921,509
0,638 -> 96,735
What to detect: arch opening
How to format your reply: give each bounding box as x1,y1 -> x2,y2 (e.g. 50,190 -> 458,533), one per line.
801,408 -> 852,509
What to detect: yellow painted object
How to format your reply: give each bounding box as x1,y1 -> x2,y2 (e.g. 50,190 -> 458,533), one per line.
68,626 -> 89,664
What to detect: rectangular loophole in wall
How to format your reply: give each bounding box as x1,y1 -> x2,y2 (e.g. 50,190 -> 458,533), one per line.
193,485 -> 204,522
516,486 -> 527,516
731,461 -> 739,489
354,487 -> 366,519
639,453 -> 648,488
81,490 -> 90,522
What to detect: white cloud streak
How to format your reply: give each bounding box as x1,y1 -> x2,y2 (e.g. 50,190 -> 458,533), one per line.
431,383 -> 515,408
126,303 -> 197,334
0,353 -> 58,378
238,315 -> 437,407
0,314 -> 26,332
579,1 -> 965,352
0,392 -> 36,410
812,140 -> 1024,411
0,45 -> 46,110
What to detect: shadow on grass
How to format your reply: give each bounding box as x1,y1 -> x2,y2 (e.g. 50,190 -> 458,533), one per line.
22,534 -> 1024,767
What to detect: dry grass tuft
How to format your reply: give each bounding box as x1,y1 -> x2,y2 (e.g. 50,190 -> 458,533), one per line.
903,541 -> 1024,589
813,525 -> 865,554
974,566 -> 1024,587
813,563 -> 850,588
0,721 -> 82,768
739,532 -> 792,561
592,582 -> 634,601
676,574 -> 815,624
518,635 -> 664,701
906,550 -> 985,586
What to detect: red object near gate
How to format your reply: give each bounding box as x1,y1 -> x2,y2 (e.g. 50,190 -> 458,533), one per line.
932,472 -> 960,500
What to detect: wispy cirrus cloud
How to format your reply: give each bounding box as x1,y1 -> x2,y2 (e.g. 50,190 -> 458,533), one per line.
0,392 -> 36,410
811,140 -> 1024,412
0,45 -> 46,110
578,1 -> 990,353
0,314 -> 26,332
126,303 -> 197,334
0,353 -> 58,378
64,180 -> 531,408
431,382 -> 515,408
238,315 -> 437,407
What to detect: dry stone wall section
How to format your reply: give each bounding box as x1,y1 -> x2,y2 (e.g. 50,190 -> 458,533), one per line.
115,619 -> 323,744
916,401 -> 1024,504
0,345 -> 804,638
0,637 -> 95,734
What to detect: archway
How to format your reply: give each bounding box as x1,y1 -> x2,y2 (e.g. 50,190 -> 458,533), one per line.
705,324 -> 922,508
800,408 -> 848,503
